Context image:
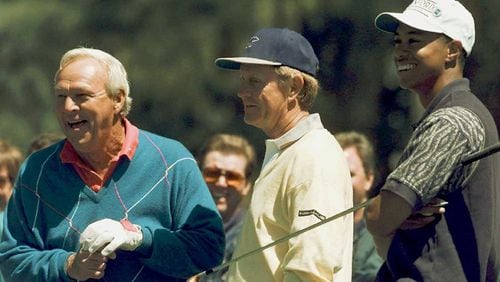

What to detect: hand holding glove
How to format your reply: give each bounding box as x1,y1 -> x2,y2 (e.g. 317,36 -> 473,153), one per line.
80,218 -> 143,257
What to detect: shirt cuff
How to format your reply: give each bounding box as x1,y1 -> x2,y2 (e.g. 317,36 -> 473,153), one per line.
381,179 -> 424,211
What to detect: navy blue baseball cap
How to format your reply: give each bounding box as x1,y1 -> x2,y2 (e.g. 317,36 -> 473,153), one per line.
215,28 -> 319,77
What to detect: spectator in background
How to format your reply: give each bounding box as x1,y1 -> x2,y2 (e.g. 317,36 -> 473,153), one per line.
0,139 -> 23,216
0,139 -> 23,282
215,27 -> 353,281
27,132 -> 64,155
336,131 -> 383,282
0,47 -> 224,281
366,0 -> 499,280
0,139 -> 24,233
195,133 -> 257,281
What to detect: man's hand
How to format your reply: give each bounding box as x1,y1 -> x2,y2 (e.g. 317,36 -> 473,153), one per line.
80,218 -> 143,257
399,198 -> 447,230
65,249 -> 110,281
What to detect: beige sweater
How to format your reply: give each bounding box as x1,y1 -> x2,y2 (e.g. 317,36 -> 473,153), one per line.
227,114 -> 353,282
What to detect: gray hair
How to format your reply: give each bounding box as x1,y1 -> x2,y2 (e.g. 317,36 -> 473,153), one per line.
54,47 -> 132,116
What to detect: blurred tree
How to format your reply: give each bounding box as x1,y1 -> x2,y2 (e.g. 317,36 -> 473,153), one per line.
0,0 -> 497,178
0,1 -> 82,147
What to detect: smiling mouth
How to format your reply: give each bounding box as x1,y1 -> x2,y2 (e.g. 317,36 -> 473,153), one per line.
68,120 -> 87,129
244,104 -> 257,110
397,64 -> 416,72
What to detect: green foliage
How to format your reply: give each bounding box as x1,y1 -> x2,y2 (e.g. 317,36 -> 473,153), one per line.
0,0 -> 498,174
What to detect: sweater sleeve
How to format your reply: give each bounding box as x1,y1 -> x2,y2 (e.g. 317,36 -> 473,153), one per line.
0,182 -> 74,282
137,156 -> 225,279
282,137 -> 353,282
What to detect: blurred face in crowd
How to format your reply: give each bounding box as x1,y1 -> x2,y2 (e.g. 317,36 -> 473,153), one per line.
54,58 -> 123,155
393,23 -> 451,92
238,64 -> 289,137
344,146 -> 373,205
0,165 -> 13,211
202,151 -> 250,222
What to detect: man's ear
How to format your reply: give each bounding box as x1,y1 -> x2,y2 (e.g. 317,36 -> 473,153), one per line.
113,90 -> 126,114
288,74 -> 304,100
365,173 -> 374,192
446,40 -> 463,63
241,181 -> 252,196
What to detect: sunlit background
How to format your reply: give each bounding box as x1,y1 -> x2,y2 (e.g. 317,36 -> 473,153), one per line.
0,0 -> 498,186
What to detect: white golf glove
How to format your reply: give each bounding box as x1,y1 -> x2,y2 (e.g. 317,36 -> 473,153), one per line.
80,218 -> 143,257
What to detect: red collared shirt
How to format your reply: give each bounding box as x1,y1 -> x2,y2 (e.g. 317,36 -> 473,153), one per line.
60,118 -> 139,192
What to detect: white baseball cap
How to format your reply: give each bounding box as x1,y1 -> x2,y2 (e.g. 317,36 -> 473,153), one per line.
375,0 -> 475,55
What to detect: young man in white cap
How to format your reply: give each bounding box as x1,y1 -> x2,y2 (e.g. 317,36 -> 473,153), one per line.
365,0 -> 499,281
215,28 -> 353,281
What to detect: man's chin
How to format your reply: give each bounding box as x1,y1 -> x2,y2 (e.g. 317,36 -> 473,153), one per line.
67,136 -> 93,151
243,117 -> 253,126
216,204 -> 227,215
243,117 -> 262,129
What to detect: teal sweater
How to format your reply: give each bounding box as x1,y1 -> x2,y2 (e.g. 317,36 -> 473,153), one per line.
0,130 -> 224,281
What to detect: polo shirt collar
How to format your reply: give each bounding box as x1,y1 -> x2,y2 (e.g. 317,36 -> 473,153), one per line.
61,118 -> 139,165
413,78 -> 470,129
262,113 -> 324,168
267,113 -> 324,150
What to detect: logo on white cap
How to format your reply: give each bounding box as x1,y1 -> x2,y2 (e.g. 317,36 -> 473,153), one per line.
409,0 -> 441,17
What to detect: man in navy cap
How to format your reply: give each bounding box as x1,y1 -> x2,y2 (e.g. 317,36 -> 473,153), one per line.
215,28 -> 353,281
365,1 -> 499,281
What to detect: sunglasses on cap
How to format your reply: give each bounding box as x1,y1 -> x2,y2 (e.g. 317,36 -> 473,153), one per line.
202,167 -> 245,188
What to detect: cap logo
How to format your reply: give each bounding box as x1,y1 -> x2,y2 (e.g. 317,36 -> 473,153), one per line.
433,7 -> 441,17
246,36 -> 260,49
410,0 -> 441,17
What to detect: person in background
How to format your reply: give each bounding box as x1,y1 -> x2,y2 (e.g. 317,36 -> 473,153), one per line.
195,133 -> 257,281
336,131 -> 383,282
26,132 -> 64,155
0,139 -> 23,218
0,47 -> 224,281
366,0 -> 499,280
215,27 -> 353,281
0,139 -> 24,282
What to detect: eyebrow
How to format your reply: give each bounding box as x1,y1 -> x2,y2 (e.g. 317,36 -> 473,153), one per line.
394,30 -> 422,36
54,85 -> 67,91
53,87 -> 95,96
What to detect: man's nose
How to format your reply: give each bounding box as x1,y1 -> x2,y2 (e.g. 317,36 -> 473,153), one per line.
215,174 -> 228,187
394,46 -> 409,61
63,96 -> 79,112
237,84 -> 253,98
